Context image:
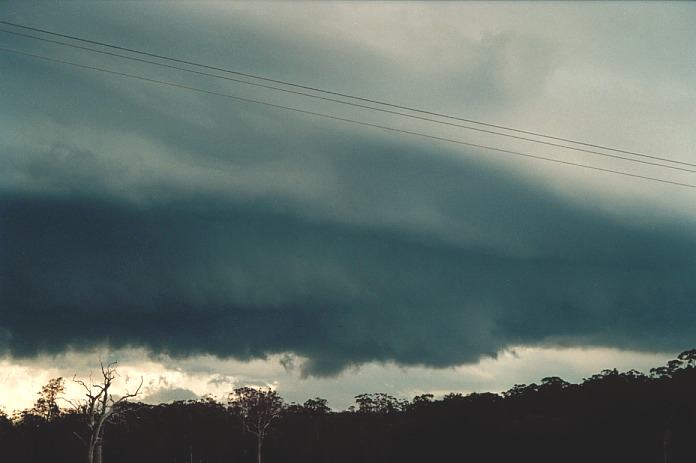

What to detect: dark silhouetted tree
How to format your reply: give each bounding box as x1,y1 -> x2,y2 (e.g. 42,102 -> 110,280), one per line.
3,349 -> 696,463
303,397 -> 331,414
228,387 -> 284,463
354,393 -> 408,414
31,377 -> 65,422
409,393 -> 434,410
677,349 -> 696,368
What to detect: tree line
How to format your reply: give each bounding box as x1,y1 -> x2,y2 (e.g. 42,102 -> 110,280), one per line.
1,350 -> 696,463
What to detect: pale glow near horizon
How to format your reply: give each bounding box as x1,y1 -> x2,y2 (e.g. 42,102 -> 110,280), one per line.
0,346 -> 674,415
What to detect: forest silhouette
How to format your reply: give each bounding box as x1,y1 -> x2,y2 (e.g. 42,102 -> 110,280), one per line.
2,349 -> 696,463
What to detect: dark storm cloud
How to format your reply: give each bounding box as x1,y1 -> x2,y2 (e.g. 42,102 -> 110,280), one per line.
2,2 -> 696,376
2,145 -> 695,375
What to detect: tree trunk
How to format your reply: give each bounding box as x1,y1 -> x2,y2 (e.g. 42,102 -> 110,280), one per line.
86,435 -> 96,463
257,436 -> 263,463
94,437 -> 103,463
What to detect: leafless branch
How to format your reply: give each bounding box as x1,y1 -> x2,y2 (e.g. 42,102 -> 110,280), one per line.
72,431 -> 87,446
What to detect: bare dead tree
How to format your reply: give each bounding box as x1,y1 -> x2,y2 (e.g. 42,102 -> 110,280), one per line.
68,361 -> 142,463
228,387 -> 284,463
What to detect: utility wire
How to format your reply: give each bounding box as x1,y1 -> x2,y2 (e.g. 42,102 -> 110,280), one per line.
1,19 -> 693,169
2,27 -> 695,175
2,46 -> 695,190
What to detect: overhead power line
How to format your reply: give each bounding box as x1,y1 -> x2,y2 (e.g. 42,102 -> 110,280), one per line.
1,19 -> 693,170
1,46 -> 694,190
2,27 -> 695,175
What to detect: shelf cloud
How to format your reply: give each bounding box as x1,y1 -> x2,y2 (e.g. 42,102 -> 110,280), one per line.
1,1 -> 695,380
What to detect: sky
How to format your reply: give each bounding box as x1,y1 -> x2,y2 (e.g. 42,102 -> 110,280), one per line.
1,1 -> 695,412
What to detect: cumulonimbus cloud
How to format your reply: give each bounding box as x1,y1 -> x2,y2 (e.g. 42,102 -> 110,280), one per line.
2,2 -> 695,376
2,141 -> 695,376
